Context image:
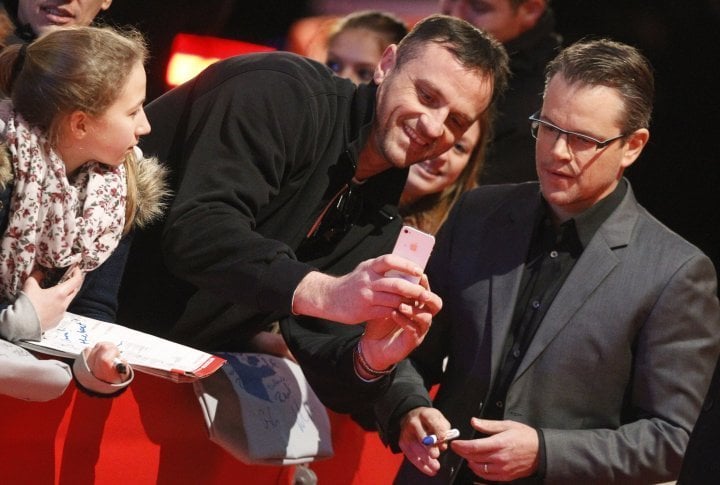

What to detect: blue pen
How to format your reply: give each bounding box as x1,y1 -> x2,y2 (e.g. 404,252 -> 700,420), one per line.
422,428 -> 460,446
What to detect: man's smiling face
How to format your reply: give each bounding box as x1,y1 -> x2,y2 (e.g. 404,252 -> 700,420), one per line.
362,41 -> 493,180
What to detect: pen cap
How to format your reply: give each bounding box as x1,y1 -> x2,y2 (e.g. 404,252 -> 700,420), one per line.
421,435 -> 438,446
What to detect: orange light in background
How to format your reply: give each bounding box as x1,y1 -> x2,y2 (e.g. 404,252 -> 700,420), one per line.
166,33 -> 276,87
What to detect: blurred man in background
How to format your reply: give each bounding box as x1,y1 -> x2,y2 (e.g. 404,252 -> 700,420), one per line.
440,0 -> 561,184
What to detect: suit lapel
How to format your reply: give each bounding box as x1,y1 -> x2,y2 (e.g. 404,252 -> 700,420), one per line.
512,185 -> 641,380
486,191 -> 541,377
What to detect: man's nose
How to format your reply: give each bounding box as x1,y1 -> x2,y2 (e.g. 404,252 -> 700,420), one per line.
549,131 -> 573,158
418,110 -> 448,140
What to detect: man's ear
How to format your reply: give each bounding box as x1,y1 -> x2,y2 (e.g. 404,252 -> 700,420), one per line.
66,111 -> 89,140
373,44 -> 398,85
620,128 -> 650,169
517,0 -> 546,31
101,0 -> 113,10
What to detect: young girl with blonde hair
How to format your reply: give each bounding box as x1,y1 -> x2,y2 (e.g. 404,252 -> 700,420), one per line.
0,26 -> 167,400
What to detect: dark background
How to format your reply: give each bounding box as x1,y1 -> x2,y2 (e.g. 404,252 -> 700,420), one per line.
96,1 -> 720,274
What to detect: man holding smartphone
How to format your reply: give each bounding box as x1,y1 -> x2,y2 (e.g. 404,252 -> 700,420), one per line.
119,15 -> 509,385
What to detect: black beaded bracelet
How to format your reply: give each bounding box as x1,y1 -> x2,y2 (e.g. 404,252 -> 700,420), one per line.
355,340 -> 396,377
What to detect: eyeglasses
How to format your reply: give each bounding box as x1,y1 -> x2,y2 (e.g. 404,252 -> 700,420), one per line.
529,112 -> 626,155
296,181 -> 364,260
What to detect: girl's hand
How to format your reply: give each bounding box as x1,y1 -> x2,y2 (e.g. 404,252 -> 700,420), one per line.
23,267 -> 84,332
83,342 -> 130,384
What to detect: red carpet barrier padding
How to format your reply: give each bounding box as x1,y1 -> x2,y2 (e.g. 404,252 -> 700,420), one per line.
0,371 -> 402,484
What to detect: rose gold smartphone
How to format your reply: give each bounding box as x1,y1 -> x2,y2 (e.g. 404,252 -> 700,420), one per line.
385,226 -> 435,284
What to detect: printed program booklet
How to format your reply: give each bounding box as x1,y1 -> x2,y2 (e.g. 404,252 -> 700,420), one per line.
19,312 -> 226,383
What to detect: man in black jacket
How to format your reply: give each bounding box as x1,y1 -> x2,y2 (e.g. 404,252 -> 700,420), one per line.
440,0 -> 562,184
119,15 -> 509,382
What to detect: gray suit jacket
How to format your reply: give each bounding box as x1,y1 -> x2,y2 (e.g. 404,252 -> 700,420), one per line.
376,181 -> 720,484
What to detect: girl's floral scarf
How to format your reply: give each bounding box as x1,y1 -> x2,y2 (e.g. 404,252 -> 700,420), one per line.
0,101 -> 126,301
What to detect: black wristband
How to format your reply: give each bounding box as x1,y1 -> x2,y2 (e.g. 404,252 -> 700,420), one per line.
355,339 -> 396,377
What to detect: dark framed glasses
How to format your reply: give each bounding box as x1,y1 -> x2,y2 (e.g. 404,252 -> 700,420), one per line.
528,112 -> 626,155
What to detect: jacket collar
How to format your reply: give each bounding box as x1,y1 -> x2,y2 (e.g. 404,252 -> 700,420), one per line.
510,180 -> 640,380
0,143 -> 12,189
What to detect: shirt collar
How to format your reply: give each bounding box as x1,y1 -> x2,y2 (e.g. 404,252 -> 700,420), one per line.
540,179 -> 628,249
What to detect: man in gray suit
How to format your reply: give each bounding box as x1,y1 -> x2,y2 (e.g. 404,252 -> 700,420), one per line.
369,39 -> 720,483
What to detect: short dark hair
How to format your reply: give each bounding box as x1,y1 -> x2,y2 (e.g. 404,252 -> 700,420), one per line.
395,14 -> 510,105
544,38 -> 654,133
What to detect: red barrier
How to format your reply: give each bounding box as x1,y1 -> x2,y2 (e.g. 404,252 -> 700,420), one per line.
311,410 -> 403,485
0,372 -> 294,484
0,371 -> 402,484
